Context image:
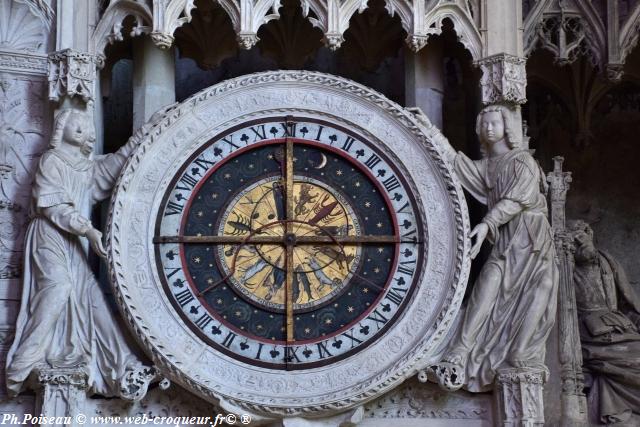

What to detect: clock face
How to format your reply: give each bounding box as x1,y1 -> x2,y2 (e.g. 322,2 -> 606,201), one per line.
108,71 -> 469,415
155,118 -> 424,368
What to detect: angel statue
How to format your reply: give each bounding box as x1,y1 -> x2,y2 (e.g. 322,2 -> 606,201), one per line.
6,108 -> 159,400
431,104 -> 559,392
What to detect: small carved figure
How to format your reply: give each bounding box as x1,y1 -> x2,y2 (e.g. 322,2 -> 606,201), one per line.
436,104 -> 559,391
569,220 -> 640,424
6,109 -> 156,400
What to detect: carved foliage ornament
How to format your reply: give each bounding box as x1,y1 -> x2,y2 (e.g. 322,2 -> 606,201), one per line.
476,53 -> 527,105
106,71 -> 471,417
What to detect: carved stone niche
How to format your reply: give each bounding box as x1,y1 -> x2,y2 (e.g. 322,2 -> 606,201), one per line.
174,0 -> 238,70
476,53 -> 527,106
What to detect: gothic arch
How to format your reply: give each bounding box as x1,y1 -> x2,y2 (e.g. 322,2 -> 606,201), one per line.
92,0 -> 153,59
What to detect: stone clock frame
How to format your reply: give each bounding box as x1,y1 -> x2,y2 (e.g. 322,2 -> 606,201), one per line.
106,71 -> 471,417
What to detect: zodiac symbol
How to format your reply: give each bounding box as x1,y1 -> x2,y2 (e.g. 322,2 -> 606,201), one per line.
308,258 -> 342,292
314,224 -> 353,237
312,246 -> 355,271
308,195 -> 342,225
227,212 -> 251,235
293,183 -> 318,216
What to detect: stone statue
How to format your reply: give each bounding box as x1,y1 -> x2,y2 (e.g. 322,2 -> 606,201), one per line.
436,104 -> 559,391
569,220 -> 640,424
6,108 -> 156,400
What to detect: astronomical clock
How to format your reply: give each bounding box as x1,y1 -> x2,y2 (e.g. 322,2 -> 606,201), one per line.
107,71 -> 470,417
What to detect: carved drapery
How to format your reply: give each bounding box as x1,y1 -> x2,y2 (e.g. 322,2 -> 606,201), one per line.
92,0 -> 482,59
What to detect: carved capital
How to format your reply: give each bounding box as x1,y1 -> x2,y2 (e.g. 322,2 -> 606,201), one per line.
476,54 -> 527,106
324,33 -> 344,51
405,34 -> 429,52
495,367 -> 547,426
151,32 -> 175,49
38,367 -> 88,388
605,63 -> 624,83
237,33 -> 259,50
48,49 -> 100,103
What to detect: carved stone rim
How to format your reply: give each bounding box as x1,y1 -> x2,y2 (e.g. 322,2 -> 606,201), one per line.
106,70 -> 471,417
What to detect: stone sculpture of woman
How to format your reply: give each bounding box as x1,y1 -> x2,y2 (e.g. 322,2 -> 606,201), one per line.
434,104 -> 559,392
6,108 -> 156,399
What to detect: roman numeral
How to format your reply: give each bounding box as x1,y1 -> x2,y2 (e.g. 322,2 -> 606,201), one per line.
397,259 -> 416,276
175,290 -> 194,307
385,286 -> 408,306
254,343 -> 264,360
396,202 -> 411,214
315,126 -> 324,141
221,332 -> 237,348
382,175 -> 401,192
250,125 -> 267,141
164,267 -> 181,278
342,331 -> 363,348
221,135 -> 239,149
284,346 -> 301,363
193,156 -> 215,171
341,136 -> 356,152
402,228 -> 417,241
316,341 -> 333,359
281,122 -> 297,137
367,309 -> 389,327
164,201 -> 184,216
364,154 -> 381,169
175,173 -> 198,191
195,313 -> 213,329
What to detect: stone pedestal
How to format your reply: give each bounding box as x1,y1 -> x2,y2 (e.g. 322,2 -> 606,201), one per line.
36,368 -> 88,427
495,368 -> 546,426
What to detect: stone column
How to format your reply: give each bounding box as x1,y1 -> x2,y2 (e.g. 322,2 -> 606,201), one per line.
405,41 -> 445,130
495,368 -> 546,426
133,37 -> 176,130
547,157 -> 589,426
36,368 -> 88,427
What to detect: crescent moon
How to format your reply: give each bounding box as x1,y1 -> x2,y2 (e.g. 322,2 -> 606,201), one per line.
314,153 -> 327,169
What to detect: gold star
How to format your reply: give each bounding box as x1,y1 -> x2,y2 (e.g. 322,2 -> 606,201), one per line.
336,170 -> 343,176
304,328 -> 311,334
207,278 -> 214,284
376,222 -> 383,228
267,154 -> 274,159
365,201 -> 371,208
235,311 -> 241,317
224,173 -> 231,179
249,164 -> 254,169
197,232 -> 202,237
325,318 -> 332,325
377,247 -> 384,253
212,193 -> 218,199
363,288 -> 369,293
355,181 -> 361,187
193,257 -> 201,264
216,298 -> 223,304
197,211 -> 203,217
347,306 -> 354,313
374,267 -> 380,273
257,325 -> 263,330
